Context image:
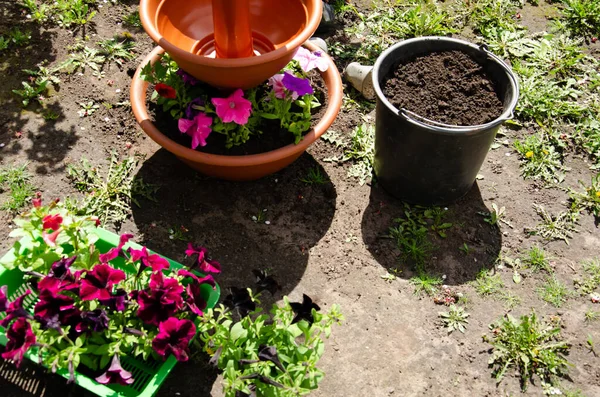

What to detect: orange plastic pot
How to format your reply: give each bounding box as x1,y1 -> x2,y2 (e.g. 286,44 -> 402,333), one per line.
140,0 -> 322,89
130,43 -> 343,181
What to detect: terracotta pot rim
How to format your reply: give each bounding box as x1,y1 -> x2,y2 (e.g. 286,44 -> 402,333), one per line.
130,42 -> 343,167
140,0 -> 322,68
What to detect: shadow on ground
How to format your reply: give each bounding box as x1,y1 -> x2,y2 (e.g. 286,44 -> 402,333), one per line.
361,183 -> 502,285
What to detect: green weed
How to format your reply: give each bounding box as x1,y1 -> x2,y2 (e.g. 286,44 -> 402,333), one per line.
122,11 -> 142,28
485,313 -> 571,391
521,246 -> 553,273
557,0 -> 600,39
513,133 -> 566,184
439,305 -> 469,334
409,272 -> 442,296
585,309 -> 600,322
569,173 -> 600,219
324,123 -> 374,185
67,153 -> 158,227
472,269 -> 504,297
574,258 -> 600,295
98,37 -> 136,66
300,167 -> 328,185
537,276 -> 572,308
0,164 -> 36,212
526,204 -> 579,244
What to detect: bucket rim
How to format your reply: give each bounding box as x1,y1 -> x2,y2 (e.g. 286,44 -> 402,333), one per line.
372,36 -> 520,134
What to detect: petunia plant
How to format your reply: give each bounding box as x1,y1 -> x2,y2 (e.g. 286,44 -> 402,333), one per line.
140,46 -> 325,149
194,271 -> 343,397
0,199 -> 220,386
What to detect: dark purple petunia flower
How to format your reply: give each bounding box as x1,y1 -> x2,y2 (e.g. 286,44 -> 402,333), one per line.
34,289 -> 75,324
48,256 -> 77,279
185,243 -> 221,274
128,247 -> 170,273
99,288 -> 128,312
136,272 -> 184,326
76,309 -> 110,333
290,294 -> 320,325
152,317 -> 196,362
0,290 -> 33,327
223,287 -> 255,317
38,256 -> 79,294
1,318 -> 36,367
185,97 -> 205,120
0,285 -> 8,312
282,72 -> 314,97
176,68 -> 199,86
99,234 -> 134,263
95,355 -> 134,385
80,264 -> 126,301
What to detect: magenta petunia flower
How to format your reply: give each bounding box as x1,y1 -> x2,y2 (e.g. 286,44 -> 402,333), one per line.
100,233 -> 134,263
43,229 -> 62,247
177,112 -> 213,149
293,47 -> 329,72
185,283 -> 207,316
282,72 -> 314,97
0,290 -> 32,327
34,289 -> 75,324
32,197 -> 42,208
211,89 -> 252,125
99,288 -> 128,312
95,355 -> 134,386
128,246 -> 170,273
1,318 -> 36,367
42,214 -> 63,231
184,244 -> 221,274
0,285 -> 7,312
177,269 -> 216,288
152,317 -> 196,362
37,256 -> 79,294
136,272 -> 184,326
80,264 -> 126,301
176,69 -> 199,86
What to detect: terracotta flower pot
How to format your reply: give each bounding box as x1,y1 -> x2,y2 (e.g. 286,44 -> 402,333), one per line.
130,42 -> 343,181
139,0 -> 323,89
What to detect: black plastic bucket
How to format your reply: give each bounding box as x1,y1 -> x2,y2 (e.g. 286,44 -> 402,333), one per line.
372,37 -> 519,205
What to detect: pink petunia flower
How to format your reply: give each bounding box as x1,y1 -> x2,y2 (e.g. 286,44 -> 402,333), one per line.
43,229 -> 62,247
293,47 -> 329,73
152,317 -> 196,362
1,318 -> 36,367
177,112 -> 213,149
211,89 -> 252,125
80,264 -> 126,301
268,74 -> 298,100
95,355 -> 134,386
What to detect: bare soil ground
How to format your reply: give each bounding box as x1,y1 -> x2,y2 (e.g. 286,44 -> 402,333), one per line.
0,1 -> 599,396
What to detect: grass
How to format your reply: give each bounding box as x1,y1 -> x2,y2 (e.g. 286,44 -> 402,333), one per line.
67,152 -> 158,228
122,11 -> 142,29
537,276 -> 572,308
0,164 -> 36,212
98,37 -> 136,66
556,0 -> 600,39
300,167 -> 328,185
439,305 -> 469,334
574,258 -> 600,295
485,313 -> 571,391
585,309 -> 600,322
521,246 -> 553,273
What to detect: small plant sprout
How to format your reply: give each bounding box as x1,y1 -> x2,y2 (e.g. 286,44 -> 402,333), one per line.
527,204 -> 579,244
98,37 -> 136,66
537,276 -> 572,308
574,258 -> 600,295
381,268 -> 400,283
585,309 -> 600,322
459,242 -> 470,255
168,225 -> 189,241
78,101 -> 100,117
300,166 -> 328,185
485,313 -> 571,391
439,305 -> 469,334
587,335 -> 597,357
122,11 -> 142,28
472,268 -> 504,297
479,203 -> 512,228
323,123 -> 374,185
522,246 -> 553,273
251,209 -> 268,224
409,272 -> 442,296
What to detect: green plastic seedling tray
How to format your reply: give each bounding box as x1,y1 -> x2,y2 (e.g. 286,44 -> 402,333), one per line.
0,227 -> 220,397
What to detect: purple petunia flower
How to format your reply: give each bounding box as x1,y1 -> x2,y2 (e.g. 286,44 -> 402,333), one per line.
1,318 -> 36,367
176,69 -> 199,86
128,246 -> 170,273
99,234 -> 134,263
38,256 -> 79,294
152,317 -> 196,362
0,290 -> 33,327
282,72 -> 314,97
76,309 -> 110,333
185,97 -> 205,120
95,355 -> 134,386
80,264 -> 126,301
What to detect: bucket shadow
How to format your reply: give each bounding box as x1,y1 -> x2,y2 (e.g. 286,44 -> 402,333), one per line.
132,149 -> 336,295
361,183 -> 502,285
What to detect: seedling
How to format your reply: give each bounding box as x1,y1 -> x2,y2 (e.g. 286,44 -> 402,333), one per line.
479,203 -> 512,227
380,268 -> 400,283
584,309 -> 600,322
439,305 -> 469,334
251,209 -> 267,223
62,46 -> 106,74
12,80 -> 48,107
558,0 -> 600,39
55,0 -> 97,29
587,335 -> 597,356
526,204 -> 579,244
472,269 -> 504,297
98,37 -> 136,66
409,272 -> 442,297
324,123 -> 374,185
574,258 -> 600,295
0,163 -> 36,212
459,243 -> 470,255
168,225 -> 189,241
300,166 -> 328,185
43,110 -> 60,121
485,313 -> 571,391
20,0 -> 51,23
78,101 -> 100,117
67,152 -> 158,227
499,292 -> 522,309
521,246 -> 553,273
537,276 -> 572,308
122,11 -> 142,28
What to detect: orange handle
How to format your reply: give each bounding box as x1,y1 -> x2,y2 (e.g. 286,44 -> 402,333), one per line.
212,0 -> 254,58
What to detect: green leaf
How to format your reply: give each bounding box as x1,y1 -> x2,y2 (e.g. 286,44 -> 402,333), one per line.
230,322 -> 248,341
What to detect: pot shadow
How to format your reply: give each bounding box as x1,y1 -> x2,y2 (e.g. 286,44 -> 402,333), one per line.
131,149 -> 337,396
0,358 -> 68,397
361,183 -> 502,285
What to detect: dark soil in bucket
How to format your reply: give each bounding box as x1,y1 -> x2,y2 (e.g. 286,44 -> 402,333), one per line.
150,70 -> 328,156
383,50 -> 504,126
